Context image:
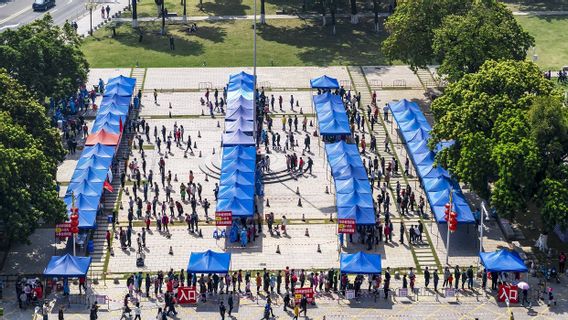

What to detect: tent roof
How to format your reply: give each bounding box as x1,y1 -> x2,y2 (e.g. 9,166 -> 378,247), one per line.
216,197 -> 254,217
104,83 -> 134,97
66,180 -> 103,198
218,184 -> 255,200
229,71 -> 254,85
107,75 -> 136,89
310,75 -> 340,89
340,252 -> 382,274
313,93 -> 351,136
76,154 -> 112,170
222,145 -> 256,161
226,106 -> 254,121
337,205 -> 375,225
219,170 -> 255,186
480,249 -> 528,273
91,114 -> 125,134
335,178 -> 371,194
227,96 -> 254,110
226,117 -> 254,133
101,94 -> 131,107
187,250 -> 231,274
228,80 -> 253,92
80,144 -> 116,159
222,129 -> 255,146
85,130 -> 120,146
227,89 -> 253,102
44,254 -> 92,277
71,167 -> 109,184
99,102 -> 129,117
64,194 -> 100,212
336,192 -> 374,209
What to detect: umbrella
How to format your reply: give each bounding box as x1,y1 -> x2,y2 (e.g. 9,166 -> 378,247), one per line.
517,281 -> 529,290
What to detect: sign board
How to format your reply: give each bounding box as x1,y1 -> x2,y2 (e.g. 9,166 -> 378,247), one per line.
55,223 -> 72,237
294,287 -> 315,304
215,211 -> 233,227
445,288 -> 456,298
345,289 -> 355,299
498,284 -> 518,304
338,219 -> 356,234
398,288 -> 408,297
177,286 -> 197,304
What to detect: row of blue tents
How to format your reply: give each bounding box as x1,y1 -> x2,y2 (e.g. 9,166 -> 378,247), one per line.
389,99 -> 475,224
64,76 -> 136,229
325,141 -> 375,225
216,72 -> 257,217
313,92 -> 351,136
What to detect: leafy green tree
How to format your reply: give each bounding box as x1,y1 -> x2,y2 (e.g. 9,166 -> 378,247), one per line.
382,0 -> 472,69
432,0 -> 534,81
430,60 -> 557,221
0,70 -> 65,166
0,111 -> 66,244
0,15 -> 88,101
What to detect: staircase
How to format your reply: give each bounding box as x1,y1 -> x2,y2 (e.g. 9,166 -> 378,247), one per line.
347,66 -> 441,272
415,68 -> 438,89
89,68 -> 147,279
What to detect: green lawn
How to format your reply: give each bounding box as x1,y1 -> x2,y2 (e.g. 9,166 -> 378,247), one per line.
124,0 -> 370,18
516,16 -> 568,69
502,0 -> 568,11
81,18 -> 388,68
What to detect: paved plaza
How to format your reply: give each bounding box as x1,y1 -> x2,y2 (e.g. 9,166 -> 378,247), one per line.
2,66 -> 565,319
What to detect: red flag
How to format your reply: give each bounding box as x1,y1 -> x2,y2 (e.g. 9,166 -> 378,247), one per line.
119,117 -> 123,133
103,180 -> 114,193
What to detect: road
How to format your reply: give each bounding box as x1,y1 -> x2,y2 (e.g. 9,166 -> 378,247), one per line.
0,0 -> 93,31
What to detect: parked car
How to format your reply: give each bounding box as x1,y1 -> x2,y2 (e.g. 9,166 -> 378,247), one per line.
32,0 -> 55,11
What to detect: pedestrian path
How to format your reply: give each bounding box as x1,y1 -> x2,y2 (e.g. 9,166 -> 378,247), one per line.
347,66 -> 440,273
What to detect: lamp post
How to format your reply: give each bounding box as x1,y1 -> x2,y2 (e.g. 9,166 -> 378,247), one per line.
132,0 -> 138,28
85,1 -> 96,35
183,0 -> 187,23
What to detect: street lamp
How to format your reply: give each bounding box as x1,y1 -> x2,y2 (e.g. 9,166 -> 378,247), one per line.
85,0 -> 96,35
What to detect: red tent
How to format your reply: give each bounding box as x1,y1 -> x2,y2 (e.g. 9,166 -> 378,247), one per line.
85,129 -> 120,146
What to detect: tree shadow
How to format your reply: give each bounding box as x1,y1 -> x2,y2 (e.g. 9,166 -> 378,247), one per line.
187,23 -> 227,43
257,17 -> 388,66
501,0 -> 568,11
199,0 -> 250,16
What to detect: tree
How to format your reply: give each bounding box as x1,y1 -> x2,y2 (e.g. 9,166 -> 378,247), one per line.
432,0 -> 534,81
382,0 -> 472,69
0,111 -> 66,244
0,15 -> 88,101
0,70 -> 65,166
430,60 -> 558,221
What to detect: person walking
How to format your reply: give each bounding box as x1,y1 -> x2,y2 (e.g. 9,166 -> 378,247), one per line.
293,303 -> 299,320
433,269 -> 439,292
133,302 -> 142,320
219,301 -> 226,320
58,307 -> 64,320
227,294 -> 234,316
154,89 -> 158,104
424,266 -> 430,288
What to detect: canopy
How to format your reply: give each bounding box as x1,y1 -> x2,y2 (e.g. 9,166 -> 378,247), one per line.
216,197 -> 253,217
219,170 -> 255,186
336,192 -> 374,209
76,154 -> 113,170
98,102 -> 129,117
313,93 -> 350,136
222,130 -> 255,146
226,96 -> 254,110
226,117 -> 254,133
80,144 -> 116,159
227,89 -> 253,102
480,249 -> 528,273
85,130 -> 120,146
226,106 -> 254,121
101,94 -> 131,107
64,194 -> 100,212
222,145 -> 256,161
66,180 -> 103,197
107,75 -> 136,89
44,254 -> 92,277
337,206 -> 376,225
91,113 -> 125,134
71,167 -> 109,184
187,250 -> 231,274
340,252 -> 382,274
335,178 -> 371,194
229,71 -> 254,85
310,75 -> 340,89
104,83 -> 134,97
218,183 -> 255,200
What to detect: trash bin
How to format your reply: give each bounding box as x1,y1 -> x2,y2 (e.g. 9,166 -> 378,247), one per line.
87,240 -> 94,254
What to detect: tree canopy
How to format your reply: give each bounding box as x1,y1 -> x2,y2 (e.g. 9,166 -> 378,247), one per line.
430,60 -> 568,229
432,0 -> 534,81
0,15 -> 88,101
382,0 -> 473,69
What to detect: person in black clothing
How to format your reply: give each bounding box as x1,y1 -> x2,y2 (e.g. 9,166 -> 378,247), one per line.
283,292 -> 290,311
90,302 -> 99,320
424,267 -> 430,288
433,270 -> 439,292
300,295 -> 308,316
227,295 -> 233,316
219,301 -> 226,320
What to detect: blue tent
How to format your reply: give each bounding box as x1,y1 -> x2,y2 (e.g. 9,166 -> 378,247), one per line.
337,206 -> 375,224
229,71 -> 254,85
107,75 -> 136,89
101,94 -> 131,107
480,249 -> 528,272
216,197 -> 253,217
80,144 -> 116,159
221,157 -> 255,173
331,163 -> 368,180
64,194 -> 100,212
98,102 -> 129,117
218,183 -> 255,200
310,75 -> 340,89
313,93 -> 350,136
226,106 -> 254,121
91,113 -> 125,134
66,180 -> 103,198
335,178 -> 371,194
71,167 -> 109,184
219,170 -> 255,186
187,250 -> 231,274
76,154 -> 113,170
226,96 -> 254,110
228,79 -> 254,92
44,254 -> 92,277
222,129 -> 255,146
340,252 -> 382,274
104,83 -> 134,97
336,192 -> 374,209
227,89 -> 254,102
222,145 -> 256,161
226,117 -> 254,133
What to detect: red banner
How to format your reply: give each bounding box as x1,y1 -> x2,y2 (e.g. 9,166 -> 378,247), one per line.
498,284 -> 519,304
294,287 -> 315,304
177,286 -> 197,304
215,211 -> 233,226
338,219 -> 356,234
55,223 -> 72,238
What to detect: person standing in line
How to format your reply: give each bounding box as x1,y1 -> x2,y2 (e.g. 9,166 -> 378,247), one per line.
154,89 -> 158,104
227,294 -> 233,316
219,301 -> 226,320
433,269 -> 439,292
424,267 -> 430,288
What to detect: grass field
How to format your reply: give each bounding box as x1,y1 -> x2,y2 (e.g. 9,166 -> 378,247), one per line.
502,0 -> 568,11
81,17 -> 388,68
516,16 -> 568,69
